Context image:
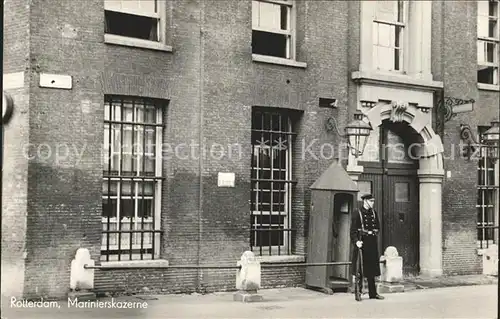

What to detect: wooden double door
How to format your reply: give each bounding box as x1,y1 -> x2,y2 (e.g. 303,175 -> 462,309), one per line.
357,122 -> 420,275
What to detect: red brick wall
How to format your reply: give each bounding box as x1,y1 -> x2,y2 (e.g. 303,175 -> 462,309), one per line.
91,0 -> 351,295
22,0 -> 105,298
6,0 -> 498,299
440,1 -> 500,275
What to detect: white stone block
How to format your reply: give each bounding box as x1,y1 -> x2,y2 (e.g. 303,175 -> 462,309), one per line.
70,248 -> 94,290
235,251 -> 261,291
482,246 -> 498,276
380,246 -> 403,283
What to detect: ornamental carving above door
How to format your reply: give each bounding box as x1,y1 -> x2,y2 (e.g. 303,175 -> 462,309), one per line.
390,101 -> 408,123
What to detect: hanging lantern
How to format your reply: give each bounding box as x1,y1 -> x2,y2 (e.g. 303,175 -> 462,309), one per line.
345,111 -> 372,158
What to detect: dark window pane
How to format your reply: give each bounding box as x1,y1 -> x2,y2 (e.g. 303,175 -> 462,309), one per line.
252,111 -> 262,130
138,199 -> 153,218
121,199 -> 134,218
105,10 -> 158,41
280,5 -> 288,30
252,30 -> 287,58
273,181 -> 286,191
478,66 -> 497,84
255,227 -> 284,246
254,215 -> 285,226
103,199 -> 117,218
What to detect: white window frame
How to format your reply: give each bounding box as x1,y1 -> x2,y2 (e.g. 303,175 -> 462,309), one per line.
102,97 -> 163,261
104,0 -> 171,52
372,0 -> 408,73
477,0 -> 500,87
359,1 -> 433,81
251,0 -> 299,62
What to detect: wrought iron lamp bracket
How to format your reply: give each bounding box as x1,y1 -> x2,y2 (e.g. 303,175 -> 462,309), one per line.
436,95 -> 475,136
437,96 -> 475,123
439,97 -> 475,122
325,117 -> 346,138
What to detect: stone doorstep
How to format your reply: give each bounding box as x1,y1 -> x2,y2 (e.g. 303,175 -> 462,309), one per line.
377,282 -> 405,294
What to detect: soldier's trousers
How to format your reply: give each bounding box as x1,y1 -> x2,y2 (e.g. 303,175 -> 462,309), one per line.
359,275 -> 377,298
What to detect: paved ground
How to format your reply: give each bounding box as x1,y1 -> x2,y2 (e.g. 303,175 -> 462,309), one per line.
1,284 -> 498,319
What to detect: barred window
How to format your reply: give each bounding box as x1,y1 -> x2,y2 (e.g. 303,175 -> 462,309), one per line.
251,107 -> 297,256
477,126 -> 499,248
102,96 -> 164,261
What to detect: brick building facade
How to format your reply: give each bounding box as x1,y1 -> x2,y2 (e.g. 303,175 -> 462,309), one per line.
2,0 -> 499,299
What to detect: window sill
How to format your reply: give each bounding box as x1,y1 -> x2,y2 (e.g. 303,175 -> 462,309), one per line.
351,70 -> 444,91
252,54 -> 307,69
478,83 -> 500,92
104,34 -> 173,53
257,255 -> 305,263
98,259 -> 169,268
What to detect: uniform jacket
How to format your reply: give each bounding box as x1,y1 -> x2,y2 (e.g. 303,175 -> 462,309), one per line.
350,205 -> 381,278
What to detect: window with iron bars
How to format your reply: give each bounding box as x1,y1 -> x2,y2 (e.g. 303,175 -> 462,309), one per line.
251,107 -> 297,256
102,96 -> 164,261
477,126 -> 499,249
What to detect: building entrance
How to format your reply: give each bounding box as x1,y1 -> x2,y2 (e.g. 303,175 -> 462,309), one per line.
357,121 -> 421,275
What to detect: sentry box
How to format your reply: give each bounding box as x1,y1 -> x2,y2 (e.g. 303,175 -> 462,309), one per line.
306,162 -> 359,294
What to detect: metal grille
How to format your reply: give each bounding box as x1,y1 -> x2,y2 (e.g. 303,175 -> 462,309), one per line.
102,96 -> 164,261
250,107 -> 297,256
477,128 -> 499,249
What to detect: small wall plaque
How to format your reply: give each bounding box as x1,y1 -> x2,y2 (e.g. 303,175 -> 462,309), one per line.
3,72 -> 25,89
218,172 -> 235,187
39,73 -> 72,90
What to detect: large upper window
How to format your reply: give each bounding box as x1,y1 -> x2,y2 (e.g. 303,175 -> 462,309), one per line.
102,96 -> 164,261
251,107 -> 297,256
372,0 -> 406,72
477,0 -> 500,85
105,0 -> 162,42
252,0 -> 295,59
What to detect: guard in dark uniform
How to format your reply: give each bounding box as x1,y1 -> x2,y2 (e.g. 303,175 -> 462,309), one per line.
350,193 -> 384,301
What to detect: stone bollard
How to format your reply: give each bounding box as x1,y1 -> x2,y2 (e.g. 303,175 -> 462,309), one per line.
482,245 -> 498,276
69,248 -> 96,300
377,246 -> 404,293
233,251 -> 263,302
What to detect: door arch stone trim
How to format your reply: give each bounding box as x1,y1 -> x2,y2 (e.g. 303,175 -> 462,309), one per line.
348,101 -> 444,277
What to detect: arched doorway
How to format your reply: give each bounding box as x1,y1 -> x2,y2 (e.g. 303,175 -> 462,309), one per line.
357,120 -> 423,275
347,101 -> 445,277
